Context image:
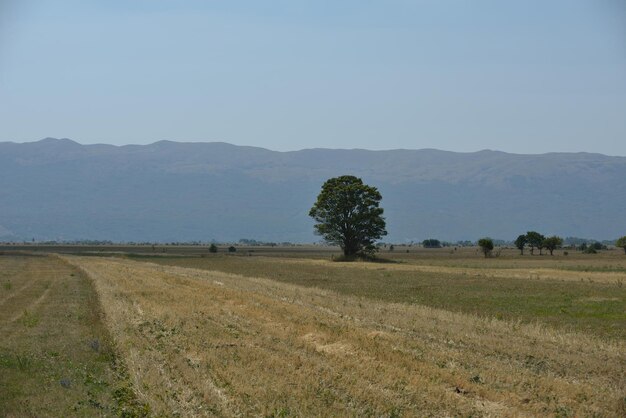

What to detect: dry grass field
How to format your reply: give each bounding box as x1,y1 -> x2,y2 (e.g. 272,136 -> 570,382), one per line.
144,250 -> 626,340
2,248 -> 625,416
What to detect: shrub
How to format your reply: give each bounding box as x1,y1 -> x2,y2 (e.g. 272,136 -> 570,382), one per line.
209,244 -> 218,253
590,242 -> 606,251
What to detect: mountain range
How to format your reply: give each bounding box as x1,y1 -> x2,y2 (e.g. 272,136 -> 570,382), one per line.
1,138 -> 625,243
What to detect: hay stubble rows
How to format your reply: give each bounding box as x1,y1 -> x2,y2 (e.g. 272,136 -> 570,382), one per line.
62,255 -> 626,416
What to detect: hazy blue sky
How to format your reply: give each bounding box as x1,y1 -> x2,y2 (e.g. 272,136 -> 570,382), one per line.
1,1 -> 625,155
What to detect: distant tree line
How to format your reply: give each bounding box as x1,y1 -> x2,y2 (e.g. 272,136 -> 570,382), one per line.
510,232 -> 626,256
238,239 -> 295,247
511,232 -> 626,255
513,232 -> 563,255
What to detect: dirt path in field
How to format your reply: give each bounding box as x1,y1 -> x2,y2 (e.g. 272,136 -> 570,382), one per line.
62,255 -> 626,417
261,257 -> 626,284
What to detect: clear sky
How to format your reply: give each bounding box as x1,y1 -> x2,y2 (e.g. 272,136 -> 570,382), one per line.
1,1 -> 625,155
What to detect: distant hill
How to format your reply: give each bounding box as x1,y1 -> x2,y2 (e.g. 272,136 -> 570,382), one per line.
1,138 -> 625,243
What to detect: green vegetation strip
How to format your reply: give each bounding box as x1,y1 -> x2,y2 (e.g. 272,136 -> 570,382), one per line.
0,255 -> 149,417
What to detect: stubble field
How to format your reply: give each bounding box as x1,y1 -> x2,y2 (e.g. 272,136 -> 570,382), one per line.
1,246 -> 625,416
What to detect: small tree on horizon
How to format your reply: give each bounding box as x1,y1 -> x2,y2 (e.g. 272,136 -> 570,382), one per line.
514,234 -> 527,255
542,236 -> 563,256
209,244 -> 218,253
526,231 -> 545,255
478,238 -> 494,258
615,236 -> 626,254
422,239 -> 442,248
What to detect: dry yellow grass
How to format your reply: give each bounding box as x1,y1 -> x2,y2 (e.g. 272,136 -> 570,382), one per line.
62,255 -> 626,417
146,254 -> 626,339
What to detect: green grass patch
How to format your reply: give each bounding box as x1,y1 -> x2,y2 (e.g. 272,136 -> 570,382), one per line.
0,255 -> 149,417
19,310 -> 40,328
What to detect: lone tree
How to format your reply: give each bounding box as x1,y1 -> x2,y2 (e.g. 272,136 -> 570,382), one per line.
309,175 -> 387,258
526,231 -> 545,255
616,236 -> 626,254
514,234 -> 527,255
478,238 -> 494,258
542,235 -> 563,256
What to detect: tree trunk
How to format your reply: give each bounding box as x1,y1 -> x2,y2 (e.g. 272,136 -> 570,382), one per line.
342,240 -> 359,257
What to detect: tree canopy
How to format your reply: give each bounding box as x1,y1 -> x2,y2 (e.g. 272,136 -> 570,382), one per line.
478,238 -> 494,258
309,175 -> 387,258
525,231 -> 545,255
514,234 -> 527,255
542,236 -> 563,256
422,239 -> 442,248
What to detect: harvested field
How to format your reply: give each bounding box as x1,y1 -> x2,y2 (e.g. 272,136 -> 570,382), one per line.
63,255 -> 626,417
146,254 -> 626,340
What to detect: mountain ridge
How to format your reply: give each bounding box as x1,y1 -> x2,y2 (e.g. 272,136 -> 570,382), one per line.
4,137 -> 624,158
1,138 -> 624,242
